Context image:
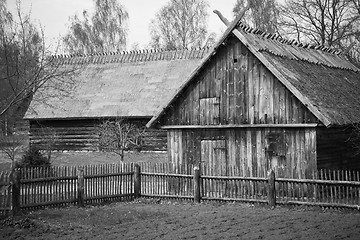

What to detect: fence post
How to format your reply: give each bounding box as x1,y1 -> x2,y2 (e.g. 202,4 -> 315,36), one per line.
268,170 -> 276,209
11,170 -> 20,216
77,167 -> 85,207
134,164 -> 141,198
194,167 -> 201,203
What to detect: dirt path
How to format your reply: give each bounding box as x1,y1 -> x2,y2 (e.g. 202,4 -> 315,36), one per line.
1,200 -> 360,240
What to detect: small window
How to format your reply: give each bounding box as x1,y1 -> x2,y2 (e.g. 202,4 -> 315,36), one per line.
266,132 -> 286,168
199,97 -> 220,125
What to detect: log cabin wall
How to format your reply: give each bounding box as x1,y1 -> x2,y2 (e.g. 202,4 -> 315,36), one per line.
29,118 -> 167,151
161,35 -> 318,126
317,127 -> 360,170
168,127 -> 317,179
29,119 -> 99,151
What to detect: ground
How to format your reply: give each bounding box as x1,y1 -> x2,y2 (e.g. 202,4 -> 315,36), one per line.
1,152 -> 360,239
1,200 -> 359,240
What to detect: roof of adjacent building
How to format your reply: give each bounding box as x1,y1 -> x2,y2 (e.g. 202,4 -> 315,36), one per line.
24,48 -> 209,120
148,15 -> 360,128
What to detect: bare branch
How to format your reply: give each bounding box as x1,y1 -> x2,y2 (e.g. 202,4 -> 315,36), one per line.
279,0 -> 360,51
96,119 -> 145,162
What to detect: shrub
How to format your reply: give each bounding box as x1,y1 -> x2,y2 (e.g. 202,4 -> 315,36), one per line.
16,146 -> 51,168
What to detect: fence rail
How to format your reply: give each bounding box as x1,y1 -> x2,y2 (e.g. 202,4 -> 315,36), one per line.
1,163 -> 360,216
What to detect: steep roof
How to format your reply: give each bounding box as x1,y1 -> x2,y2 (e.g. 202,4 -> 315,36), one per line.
148,16 -> 360,128
24,48 -> 209,120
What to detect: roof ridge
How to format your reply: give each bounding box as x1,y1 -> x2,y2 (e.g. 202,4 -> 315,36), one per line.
236,22 -> 342,55
51,46 -> 211,62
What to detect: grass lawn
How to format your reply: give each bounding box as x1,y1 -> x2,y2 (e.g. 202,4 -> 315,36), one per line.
0,151 -> 168,172
1,200 -> 359,240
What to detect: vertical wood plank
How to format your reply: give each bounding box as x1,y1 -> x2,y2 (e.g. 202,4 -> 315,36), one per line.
11,170 -> 20,215
253,56 -> 260,123
248,53 -> 254,124
246,129 -> 253,177
268,73 -> 274,124
259,64 -> 266,123
77,167 -> 85,207
241,44 -> 249,124
134,164 -> 141,198
194,167 -> 201,203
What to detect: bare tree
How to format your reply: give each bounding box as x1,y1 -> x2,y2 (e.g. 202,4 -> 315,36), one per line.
63,0 -> 129,54
278,0 -> 360,50
35,126 -> 58,161
0,1 -> 78,120
97,119 -> 144,162
149,0 -> 210,49
0,133 -> 25,170
0,1 -> 79,165
233,0 -> 280,33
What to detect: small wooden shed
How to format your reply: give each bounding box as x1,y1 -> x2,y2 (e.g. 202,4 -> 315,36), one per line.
24,48 -> 209,151
147,17 -> 360,178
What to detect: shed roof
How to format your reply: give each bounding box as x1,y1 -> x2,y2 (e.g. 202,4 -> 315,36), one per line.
148,16 -> 360,128
24,48 -> 209,120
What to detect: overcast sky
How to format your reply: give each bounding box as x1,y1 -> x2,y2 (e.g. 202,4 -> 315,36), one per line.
8,0 -> 236,52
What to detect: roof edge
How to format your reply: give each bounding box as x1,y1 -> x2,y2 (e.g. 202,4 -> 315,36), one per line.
235,23 -> 360,73
25,116 -> 153,121
50,47 -> 211,65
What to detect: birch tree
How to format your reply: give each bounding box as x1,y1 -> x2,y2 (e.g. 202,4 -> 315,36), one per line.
233,0 -> 280,33
63,0 -> 129,54
149,0 -> 210,49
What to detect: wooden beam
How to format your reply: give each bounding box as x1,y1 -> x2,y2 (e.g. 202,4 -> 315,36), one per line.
161,124 -> 318,129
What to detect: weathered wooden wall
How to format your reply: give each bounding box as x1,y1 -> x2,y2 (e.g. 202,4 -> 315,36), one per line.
30,119 -> 99,151
317,127 -> 360,170
155,34 -> 358,174
161,36 -> 317,126
168,127 -> 317,179
29,118 -> 167,151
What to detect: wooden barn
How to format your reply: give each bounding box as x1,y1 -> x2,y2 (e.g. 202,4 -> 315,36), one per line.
147,16 -> 360,178
24,48 -> 209,151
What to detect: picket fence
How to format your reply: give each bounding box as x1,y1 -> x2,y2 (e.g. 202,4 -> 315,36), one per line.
0,163 -> 360,216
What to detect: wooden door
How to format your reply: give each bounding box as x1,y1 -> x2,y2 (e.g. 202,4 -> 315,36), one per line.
200,140 -> 227,176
